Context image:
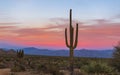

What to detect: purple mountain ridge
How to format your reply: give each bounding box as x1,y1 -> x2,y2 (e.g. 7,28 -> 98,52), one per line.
0,47 -> 114,58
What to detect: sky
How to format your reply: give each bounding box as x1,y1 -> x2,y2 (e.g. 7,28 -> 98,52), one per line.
0,0 -> 120,50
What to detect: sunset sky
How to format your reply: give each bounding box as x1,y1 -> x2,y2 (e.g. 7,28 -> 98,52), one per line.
0,0 -> 120,50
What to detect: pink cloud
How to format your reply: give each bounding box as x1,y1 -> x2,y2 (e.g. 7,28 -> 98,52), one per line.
0,18 -> 120,49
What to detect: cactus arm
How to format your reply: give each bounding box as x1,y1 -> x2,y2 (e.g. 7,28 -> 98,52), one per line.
65,28 -> 70,47
73,23 -> 78,49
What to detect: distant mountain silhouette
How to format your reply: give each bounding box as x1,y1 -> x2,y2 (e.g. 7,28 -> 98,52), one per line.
0,48 -> 16,54
0,47 -> 114,58
22,47 -> 114,58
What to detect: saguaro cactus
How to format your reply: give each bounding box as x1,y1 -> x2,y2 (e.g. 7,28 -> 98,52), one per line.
65,9 -> 78,75
17,49 -> 24,59
15,49 -> 24,67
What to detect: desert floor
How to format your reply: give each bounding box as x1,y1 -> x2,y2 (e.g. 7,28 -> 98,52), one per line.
0,68 -> 10,75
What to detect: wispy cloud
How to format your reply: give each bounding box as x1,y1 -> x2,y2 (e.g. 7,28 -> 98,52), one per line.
0,22 -> 20,25
0,18 -> 120,49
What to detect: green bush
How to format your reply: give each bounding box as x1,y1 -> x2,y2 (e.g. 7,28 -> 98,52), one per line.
75,59 -> 90,68
5,58 -> 11,61
37,64 -> 63,75
81,61 -> 115,74
37,64 -> 47,72
112,43 -> 120,72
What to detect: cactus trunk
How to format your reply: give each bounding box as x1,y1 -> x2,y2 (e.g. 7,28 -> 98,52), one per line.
70,48 -> 74,75
65,9 -> 78,75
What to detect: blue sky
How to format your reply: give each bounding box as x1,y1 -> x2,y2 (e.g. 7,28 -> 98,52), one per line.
0,0 -> 120,21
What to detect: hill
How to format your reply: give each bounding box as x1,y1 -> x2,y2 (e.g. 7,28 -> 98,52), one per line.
0,48 -> 16,54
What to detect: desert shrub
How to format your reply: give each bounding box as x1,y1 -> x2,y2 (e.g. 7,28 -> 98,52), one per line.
10,72 -> 17,75
112,42 -> 120,72
29,61 -> 39,69
73,69 -> 84,75
37,64 -> 63,75
0,63 -> 7,69
81,61 -> 115,74
37,64 -> 47,72
47,65 -> 59,75
5,57 -> 11,61
11,65 -> 26,72
75,59 -> 90,68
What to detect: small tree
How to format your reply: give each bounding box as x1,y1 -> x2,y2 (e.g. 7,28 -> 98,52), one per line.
112,42 -> 120,72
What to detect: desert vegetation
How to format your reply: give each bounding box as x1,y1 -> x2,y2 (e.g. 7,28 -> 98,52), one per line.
0,52 -> 120,75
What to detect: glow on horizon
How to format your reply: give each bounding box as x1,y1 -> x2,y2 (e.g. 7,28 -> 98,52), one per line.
0,0 -> 120,49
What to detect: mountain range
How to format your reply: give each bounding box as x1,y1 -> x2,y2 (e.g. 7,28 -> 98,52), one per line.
0,47 -> 114,58
22,47 -> 114,58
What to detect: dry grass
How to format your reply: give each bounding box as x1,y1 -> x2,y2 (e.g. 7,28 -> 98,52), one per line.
0,68 -> 10,75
